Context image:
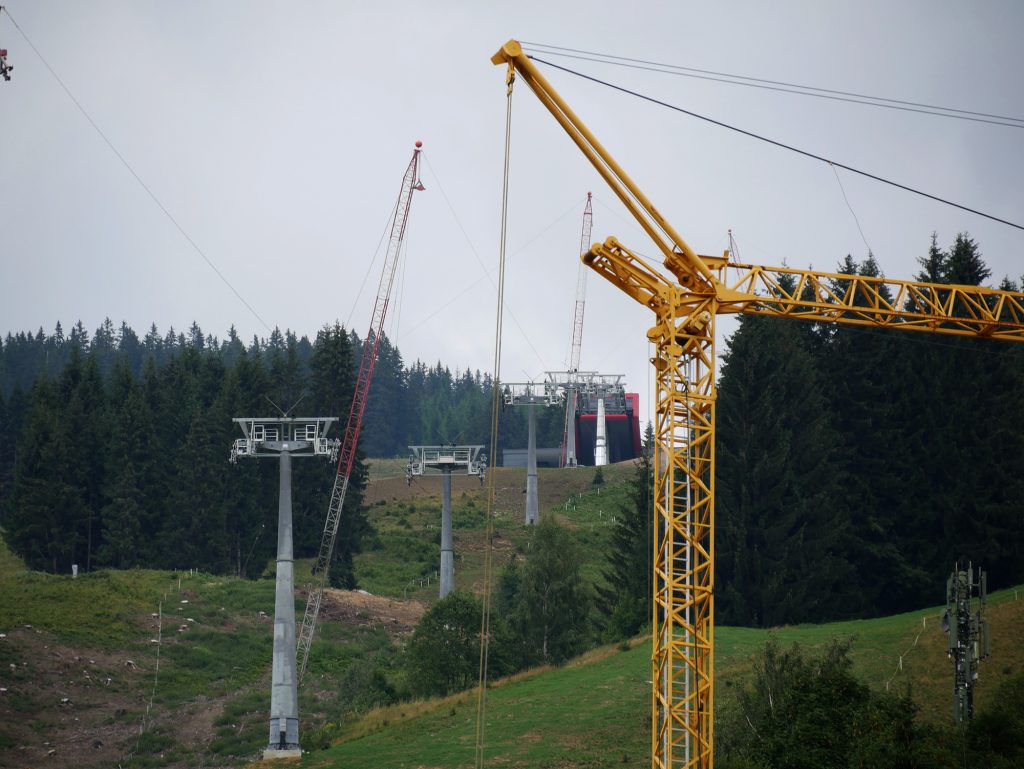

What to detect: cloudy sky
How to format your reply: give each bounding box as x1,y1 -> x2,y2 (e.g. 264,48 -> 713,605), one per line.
2,1 -> 1022,424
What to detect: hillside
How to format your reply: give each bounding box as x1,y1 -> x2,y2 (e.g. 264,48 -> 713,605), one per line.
301,588 -> 1024,769
1,459 -> 1020,768
0,461 -> 631,768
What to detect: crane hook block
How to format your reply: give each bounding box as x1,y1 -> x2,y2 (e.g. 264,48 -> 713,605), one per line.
0,48 -> 12,82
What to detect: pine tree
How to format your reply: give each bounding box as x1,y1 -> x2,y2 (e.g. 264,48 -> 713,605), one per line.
9,378 -> 83,572
361,335 -> 406,457
717,304 -> 855,625
223,349 -> 274,576
0,386 -> 29,524
98,360 -> 158,568
825,255 -> 930,615
946,232 -> 990,286
597,450 -> 652,640
307,324 -> 369,586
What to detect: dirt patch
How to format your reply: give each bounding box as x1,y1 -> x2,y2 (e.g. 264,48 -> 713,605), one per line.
318,588 -> 427,636
0,626 -> 150,769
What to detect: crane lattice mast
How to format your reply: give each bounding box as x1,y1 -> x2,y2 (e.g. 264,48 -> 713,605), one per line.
296,142 -> 424,680
563,192 -> 592,467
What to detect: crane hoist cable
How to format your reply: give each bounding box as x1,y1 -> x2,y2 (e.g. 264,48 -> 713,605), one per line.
474,62 -> 515,769
296,142 -> 425,682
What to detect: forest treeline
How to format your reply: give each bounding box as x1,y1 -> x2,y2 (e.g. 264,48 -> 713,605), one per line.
1,231 -> 1022,627
0,321 -> 559,578
716,233 -> 1024,623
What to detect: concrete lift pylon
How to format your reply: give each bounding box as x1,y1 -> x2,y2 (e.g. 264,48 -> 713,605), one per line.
501,381 -> 563,523
406,445 -> 487,597
230,417 -> 339,759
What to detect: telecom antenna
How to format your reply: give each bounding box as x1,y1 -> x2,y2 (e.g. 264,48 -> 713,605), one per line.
296,142 -> 424,682
942,560 -> 989,724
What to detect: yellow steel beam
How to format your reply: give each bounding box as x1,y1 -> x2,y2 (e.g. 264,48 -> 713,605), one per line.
491,40 -> 714,290
589,238 -> 1024,340
722,262 -> 1024,340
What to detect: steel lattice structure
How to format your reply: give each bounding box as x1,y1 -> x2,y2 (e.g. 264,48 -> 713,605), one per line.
296,143 -> 425,681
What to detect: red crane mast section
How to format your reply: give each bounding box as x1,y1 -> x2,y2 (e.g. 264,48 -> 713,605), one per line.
568,192 -> 593,373
297,142 -> 424,680
562,193 -> 593,467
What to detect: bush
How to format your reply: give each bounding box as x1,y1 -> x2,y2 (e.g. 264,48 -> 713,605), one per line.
718,639 -> 940,769
405,592 -> 481,697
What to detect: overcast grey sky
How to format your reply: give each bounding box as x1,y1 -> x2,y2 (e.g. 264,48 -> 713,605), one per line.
2,1 -> 1022,425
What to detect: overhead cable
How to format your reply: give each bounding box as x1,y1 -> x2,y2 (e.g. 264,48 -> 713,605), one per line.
522,42 -> 1024,129
421,153 -> 550,369
529,56 -> 1024,232
2,7 -> 274,332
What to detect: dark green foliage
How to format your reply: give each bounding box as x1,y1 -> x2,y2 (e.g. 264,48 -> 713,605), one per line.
405,591 -> 482,697
717,310 -> 855,626
964,671 -> 1024,768
718,640 -> 940,769
9,377 -> 83,572
1,317 -> 560,577
718,641 -> 1024,769
598,452 -> 652,640
507,515 -> 591,665
1,321 -> 366,576
715,234 -> 1024,625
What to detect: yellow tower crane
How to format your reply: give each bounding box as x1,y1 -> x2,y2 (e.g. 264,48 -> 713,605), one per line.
491,39 -> 1024,769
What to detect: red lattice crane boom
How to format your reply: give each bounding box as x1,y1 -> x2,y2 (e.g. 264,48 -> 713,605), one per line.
297,142 -> 425,680
569,192 -> 593,373
562,193 -> 593,467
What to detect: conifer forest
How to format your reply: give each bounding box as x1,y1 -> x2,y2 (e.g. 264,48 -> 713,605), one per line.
1,233 -> 1022,627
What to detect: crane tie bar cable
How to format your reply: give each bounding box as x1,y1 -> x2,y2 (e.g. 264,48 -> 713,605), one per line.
529,56 -> 1024,232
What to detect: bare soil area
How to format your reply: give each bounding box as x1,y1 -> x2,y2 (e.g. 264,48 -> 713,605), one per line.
0,626 -> 150,769
318,588 -> 427,636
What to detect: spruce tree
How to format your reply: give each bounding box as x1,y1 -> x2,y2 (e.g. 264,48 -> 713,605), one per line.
307,323 -> 369,587
597,450 -> 652,639
717,303 -> 854,625
9,378 -> 83,572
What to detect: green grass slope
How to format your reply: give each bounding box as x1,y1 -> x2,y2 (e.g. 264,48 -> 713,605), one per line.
2,458 -> 1021,769
305,587 -> 1024,769
0,537 -> 399,768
